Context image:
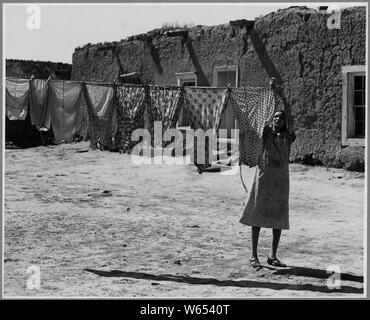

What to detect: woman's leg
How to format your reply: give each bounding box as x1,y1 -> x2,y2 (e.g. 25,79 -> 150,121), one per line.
270,228 -> 282,258
251,226 -> 261,259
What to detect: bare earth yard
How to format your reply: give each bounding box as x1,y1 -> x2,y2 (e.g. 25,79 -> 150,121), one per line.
4,142 -> 365,297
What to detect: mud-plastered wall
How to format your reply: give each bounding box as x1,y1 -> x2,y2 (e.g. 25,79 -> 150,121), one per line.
72,6 -> 366,171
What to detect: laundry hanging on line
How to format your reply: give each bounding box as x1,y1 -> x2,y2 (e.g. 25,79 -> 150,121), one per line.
74,94 -> 90,141
148,86 -> 182,147
115,85 -> 147,153
182,87 -> 229,130
182,87 -> 230,166
83,83 -> 116,150
5,76 -> 279,165
47,80 -> 84,143
5,78 -> 30,121
230,86 -> 276,168
29,78 -> 51,130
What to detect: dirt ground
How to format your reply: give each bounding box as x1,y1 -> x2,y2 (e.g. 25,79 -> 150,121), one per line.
3,141 -> 365,298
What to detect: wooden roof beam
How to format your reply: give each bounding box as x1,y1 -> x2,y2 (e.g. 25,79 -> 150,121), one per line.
229,19 -> 255,31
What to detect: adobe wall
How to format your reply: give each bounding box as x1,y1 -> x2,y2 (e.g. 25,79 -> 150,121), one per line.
71,6 -> 366,171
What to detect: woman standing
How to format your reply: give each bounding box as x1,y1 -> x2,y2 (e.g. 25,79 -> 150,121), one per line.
240,109 -> 295,268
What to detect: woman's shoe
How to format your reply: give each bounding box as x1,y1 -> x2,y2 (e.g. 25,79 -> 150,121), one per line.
249,257 -> 261,268
267,257 -> 287,267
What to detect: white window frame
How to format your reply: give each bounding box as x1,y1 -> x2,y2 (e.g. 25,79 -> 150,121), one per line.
175,72 -> 197,86
213,65 -> 239,134
341,65 -> 366,147
175,72 -> 197,129
212,65 -> 239,87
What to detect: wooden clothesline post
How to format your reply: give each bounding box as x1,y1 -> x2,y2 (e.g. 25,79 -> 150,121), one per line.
269,77 -> 276,90
229,18 -> 295,135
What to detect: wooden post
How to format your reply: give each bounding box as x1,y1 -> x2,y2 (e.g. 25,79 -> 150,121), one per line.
229,19 -> 255,33
269,77 -> 276,90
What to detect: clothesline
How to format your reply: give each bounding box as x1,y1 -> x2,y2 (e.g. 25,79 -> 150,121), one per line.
5,76 -> 279,168
5,76 -> 272,91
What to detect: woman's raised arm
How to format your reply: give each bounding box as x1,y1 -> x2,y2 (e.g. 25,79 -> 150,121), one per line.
270,77 -> 294,135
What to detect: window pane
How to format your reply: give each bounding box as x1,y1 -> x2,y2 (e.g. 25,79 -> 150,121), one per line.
354,90 -> 365,105
354,75 -> 365,91
227,71 -> 237,87
180,79 -> 196,86
182,81 -> 195,86
354,106 -> 364,121
354,106 -> 365,137
354,121 -> 365,137
216,70 -> 237,87
217,71 -> 228,87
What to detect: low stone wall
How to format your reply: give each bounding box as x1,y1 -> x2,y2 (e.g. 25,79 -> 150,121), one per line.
6,59 -> 71,80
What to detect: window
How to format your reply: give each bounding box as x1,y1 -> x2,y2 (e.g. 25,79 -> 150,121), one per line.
353,75 -> 365,137
213,66 -> 238,133
213,65 -> 238,88
180,80 -> 196,87
342,66 -> 366,146
175,72 -> 197,127
175,72 -> 197,87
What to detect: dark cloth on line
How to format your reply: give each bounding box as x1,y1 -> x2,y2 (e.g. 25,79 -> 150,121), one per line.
148,86 -> 182,130
115,85 -> 146,153
74,96 -> 90,141
148,86 -> 182,147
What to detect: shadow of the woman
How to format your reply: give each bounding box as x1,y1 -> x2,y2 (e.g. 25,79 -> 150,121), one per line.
271,266 -> 363,283
83,268 -> 363,294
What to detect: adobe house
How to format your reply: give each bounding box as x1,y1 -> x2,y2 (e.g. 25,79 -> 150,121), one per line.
71,6 -> 366,171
